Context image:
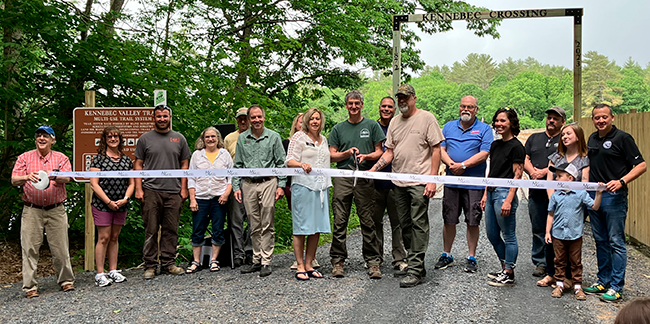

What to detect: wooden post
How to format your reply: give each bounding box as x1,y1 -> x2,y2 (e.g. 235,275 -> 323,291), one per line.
84,90 -> 95,271
572,10 -> 583,125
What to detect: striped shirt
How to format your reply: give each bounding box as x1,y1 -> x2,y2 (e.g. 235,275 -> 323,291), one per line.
12,149 -> 71,205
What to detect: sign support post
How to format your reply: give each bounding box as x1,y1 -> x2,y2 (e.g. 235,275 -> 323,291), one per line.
84,90 -> 96,272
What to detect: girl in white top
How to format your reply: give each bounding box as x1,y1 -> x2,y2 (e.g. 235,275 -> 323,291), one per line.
186,127 -> 233,273
285,108 -> 331,280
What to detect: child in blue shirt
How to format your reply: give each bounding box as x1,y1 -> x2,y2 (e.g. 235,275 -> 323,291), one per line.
545,163 -> 602,300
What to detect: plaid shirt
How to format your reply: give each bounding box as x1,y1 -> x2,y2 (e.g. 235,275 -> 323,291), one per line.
12,149 -> 71,205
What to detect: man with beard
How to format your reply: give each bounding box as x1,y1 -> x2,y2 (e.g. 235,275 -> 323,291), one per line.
437,96 -> 493,273
524,106 -> 565,277
135,105 -> 191,279
370,84 -> 444,288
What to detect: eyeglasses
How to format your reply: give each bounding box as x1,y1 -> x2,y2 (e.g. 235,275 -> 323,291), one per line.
459,104 -> 477,110
107,135 -> 120,139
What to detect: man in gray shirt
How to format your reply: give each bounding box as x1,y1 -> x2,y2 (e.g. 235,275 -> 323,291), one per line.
135,105 -> 191,279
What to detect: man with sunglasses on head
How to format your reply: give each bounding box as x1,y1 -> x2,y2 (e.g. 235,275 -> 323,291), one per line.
524,106 -> 565,278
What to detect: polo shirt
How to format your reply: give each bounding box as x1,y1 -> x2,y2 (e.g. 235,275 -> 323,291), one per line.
441,118 -> 493,189
588,125 -> 645,183
548,190 -> 594,241
525,131 -> 560,169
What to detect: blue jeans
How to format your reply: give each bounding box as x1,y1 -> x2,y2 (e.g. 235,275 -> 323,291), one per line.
528,190 -> 548,268
191,197 -> 228,247
485,187 -> 519,270
588,189 -> 628,292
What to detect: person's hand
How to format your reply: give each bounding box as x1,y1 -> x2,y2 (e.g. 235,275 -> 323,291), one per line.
532,168 -> 546,180
189,199 -> 198,212
480,194 -> 486,211
357,154 -> 367,164
135,188 -> 144,203
107,200 -> 119,211
218,194 -> 228,205
301,163 -> 312,174
347,147 -> 359,158
115,198 -> 128,208
449,162 -> 465,176
424,183 -> 436,198
275,187 -> 285,201
181,188 -> 189,200
501,200 -> 512,217
545,233 -> 552,244
605,179 -> 624,192
27,171 -> 40,183
234,190 -> 242,203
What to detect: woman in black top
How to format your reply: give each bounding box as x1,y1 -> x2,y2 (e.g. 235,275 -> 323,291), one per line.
481,108 -> 525,287
90,126 -> 134,287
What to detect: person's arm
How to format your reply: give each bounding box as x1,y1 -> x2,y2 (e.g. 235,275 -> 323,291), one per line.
440,146 -> 454,167
524,155 -> 536,178
501,162 -> 523,217
357,142 -> 383,164
369,148 -> 394,172
219,184 -> 232,205
581,166 -> 590,182
116,178 -> 134,208
189,188 -> 198,211
274,135 -> 287,188
546,160 -> 555,199
329,146 -> 357,163
424,144 -> 441,198
592,189 -> 603,211
463,151 -> 490,169
607,161 -> 647,192
11,156 -> 37,186
545,211 -> 554,244
89,167 -> 118,211
50,156 -> 71,184
180,159 -> 189,200
134,159 -> 144,202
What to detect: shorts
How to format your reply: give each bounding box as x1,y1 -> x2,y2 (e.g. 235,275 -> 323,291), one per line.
442,186 -> 483,226
92,206 -> 127,226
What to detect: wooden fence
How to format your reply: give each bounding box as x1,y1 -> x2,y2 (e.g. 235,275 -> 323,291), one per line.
581,111 -> 650,246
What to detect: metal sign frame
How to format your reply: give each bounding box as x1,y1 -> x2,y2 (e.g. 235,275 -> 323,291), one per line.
392,8 -> 583,122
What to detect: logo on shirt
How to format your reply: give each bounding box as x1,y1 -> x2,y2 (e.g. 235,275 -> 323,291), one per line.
170,137 -> 180,143
360,128 -> 370,138
603,140 -> 612,149
471,130 -> 480,135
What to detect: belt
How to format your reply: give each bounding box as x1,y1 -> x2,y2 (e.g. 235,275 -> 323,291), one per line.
25,202 -> 63,210
246,177 -> 272,184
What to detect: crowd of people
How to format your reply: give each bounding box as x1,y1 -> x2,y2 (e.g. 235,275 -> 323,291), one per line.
10,85 -> 646,304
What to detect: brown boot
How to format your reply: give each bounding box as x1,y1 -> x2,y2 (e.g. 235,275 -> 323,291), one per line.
331,261 -> 345,278
368,264 -> 382,279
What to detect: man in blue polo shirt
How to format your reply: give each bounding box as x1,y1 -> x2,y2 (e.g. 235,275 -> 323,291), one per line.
438,95 -> 493,273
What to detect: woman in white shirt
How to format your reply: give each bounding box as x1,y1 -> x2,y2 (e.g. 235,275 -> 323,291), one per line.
285,108 -> 331,280
186,127 -> 233,273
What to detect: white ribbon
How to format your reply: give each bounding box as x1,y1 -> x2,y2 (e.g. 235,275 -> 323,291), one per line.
51,168 -> 605,191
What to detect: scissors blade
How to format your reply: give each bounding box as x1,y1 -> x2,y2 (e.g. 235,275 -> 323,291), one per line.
352,151 -> 359,187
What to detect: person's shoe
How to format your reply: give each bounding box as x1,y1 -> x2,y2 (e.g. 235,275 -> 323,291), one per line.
464,257 -> 478,273
163,265 -> 185,275
532,265 -> 546,277
434,253 -> 454,270
95,273 -> 112,287
368,264 -> 382,279
244,253 -> 254,265
143,268 -> 156,280
233,258 -> 244,268
487,269 -> 503,280
61,283 -> 75,292
400,274 -> 422,288
552,285 -> 564,298
107,270 -> 127,283
26,290 -> 39,299
584,283 -> 607,294
312,258 -> 321,269
600,289 -> 622,302
331,262 -> 345,278
240,263 -> 262,274
536,275 -> 556,287
575,288 -> 587,301
394,260 -> 408,271
488,270 -> 515,287
290,261 -> 298,270
259,265 -> 272,277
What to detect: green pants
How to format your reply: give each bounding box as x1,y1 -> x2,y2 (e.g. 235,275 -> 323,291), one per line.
393,185 -> 430,277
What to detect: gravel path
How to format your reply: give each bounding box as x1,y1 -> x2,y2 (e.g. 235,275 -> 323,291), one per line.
1,196 -> 648,323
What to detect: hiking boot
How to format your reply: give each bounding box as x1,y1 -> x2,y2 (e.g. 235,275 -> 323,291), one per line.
552,285 -> 563,298
575,288 -> 586,301
488,270 -> 515,287
233,258 -> 244,268
600,289 -> 622,302
244,252 -> 254,265
532,265 -> 546,277
143,268 -> 156,280
163,265 -> 185,275
259,265 -> 272,277
331,262 -> 345,278
95,273 -> 112,287
583,283 -> 607,294
434,253 -> 454,270
464,257 -> 478,273
240,263 -> 262,274
399,274 -> 422,288
107,270 -> 127,283
368,264 -> 382,279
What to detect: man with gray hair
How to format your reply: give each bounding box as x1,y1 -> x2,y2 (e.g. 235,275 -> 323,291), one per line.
329,90 -> 385,279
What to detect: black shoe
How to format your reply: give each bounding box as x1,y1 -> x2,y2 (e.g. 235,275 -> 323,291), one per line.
464,257 -> 478,273
488,270 -> 515,287
393,269 -> 408,277
434,254 -> 454,270
532,265 -> 546,277
259,265 -> 272,277
244,253 -> 254,265
240,263 -> 262,274
400,274 -> 422,288
233,258 -> 244,268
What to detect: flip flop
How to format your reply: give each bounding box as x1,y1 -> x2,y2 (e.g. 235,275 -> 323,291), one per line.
186,261 -> 202,274
295,271 -> 310,281
307,269 -> 323,279
210,260 -> 221,272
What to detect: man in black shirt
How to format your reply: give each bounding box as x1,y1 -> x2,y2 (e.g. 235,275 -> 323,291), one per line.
583,104 -> 646,302
524,107 -> 565,277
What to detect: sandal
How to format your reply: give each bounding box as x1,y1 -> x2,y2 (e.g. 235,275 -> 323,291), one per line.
186,261 -> 202,274
295,271 -> 310,281
536,275 -> 556,287
307,269 -> 323,278
210,260 -> 220,272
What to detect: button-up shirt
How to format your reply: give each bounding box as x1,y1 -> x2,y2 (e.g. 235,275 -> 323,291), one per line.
548,189 -> 594,240
12,149 -> 71,205
232,128 -> 286,191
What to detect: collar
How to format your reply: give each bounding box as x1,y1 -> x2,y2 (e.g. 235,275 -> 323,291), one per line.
598,125 -> 619,140
244,128 -> 270,140
456,118 -> 478,131
557,189 -> 575,195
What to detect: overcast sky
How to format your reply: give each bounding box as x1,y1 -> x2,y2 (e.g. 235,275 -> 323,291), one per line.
410,0 -> 649,69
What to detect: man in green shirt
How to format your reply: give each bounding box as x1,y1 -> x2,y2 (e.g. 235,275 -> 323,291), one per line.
233,105 -> 286,277
329,90 -> 385,279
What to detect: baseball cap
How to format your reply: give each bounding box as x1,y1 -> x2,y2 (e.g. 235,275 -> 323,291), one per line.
35,125 -> 55,138
549,163 -> 579,179
545,106 -> 566,120
236,107 -> 248,118
395,84 -> 415,97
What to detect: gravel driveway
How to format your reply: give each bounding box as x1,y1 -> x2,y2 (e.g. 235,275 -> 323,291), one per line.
1,197 -> 648,323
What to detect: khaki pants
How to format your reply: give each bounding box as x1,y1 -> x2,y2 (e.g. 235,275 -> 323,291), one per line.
21,204 -> 75,292
242,178 -> 277,265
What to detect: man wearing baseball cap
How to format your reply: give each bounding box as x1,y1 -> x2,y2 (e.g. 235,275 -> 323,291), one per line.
11,125 -> 75,298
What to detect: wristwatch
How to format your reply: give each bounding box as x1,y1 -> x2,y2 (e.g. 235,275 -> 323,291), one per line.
619,179 -> 626,186
461,162 -> 467,170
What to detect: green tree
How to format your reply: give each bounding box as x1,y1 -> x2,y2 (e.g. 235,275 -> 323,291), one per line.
581,51 -> 623,115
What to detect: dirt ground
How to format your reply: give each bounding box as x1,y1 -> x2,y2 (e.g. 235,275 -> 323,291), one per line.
0,239 -> 84,285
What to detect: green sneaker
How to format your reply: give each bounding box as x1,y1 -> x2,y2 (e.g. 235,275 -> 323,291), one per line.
583,283 -> 607,294
600,289 -> 622,302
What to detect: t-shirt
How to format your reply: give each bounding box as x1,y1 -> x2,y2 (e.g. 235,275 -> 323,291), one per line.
385,109 -> 444,187
588,125 -> 645,183
223,131 -> 240,159
548,152 -> 589,182
329,117 -> 385,171
548,190 -> 594,240
90,154 -> 133,212
488,138 -> 525,179
525,131 -> 560,169
374,120 -> 394,190
441,118 -> 493,189
134,129 -> 191,193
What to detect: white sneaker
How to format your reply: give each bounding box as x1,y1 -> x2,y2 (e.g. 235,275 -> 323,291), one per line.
95,273 -> 112,287
107,270 -> 127,283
